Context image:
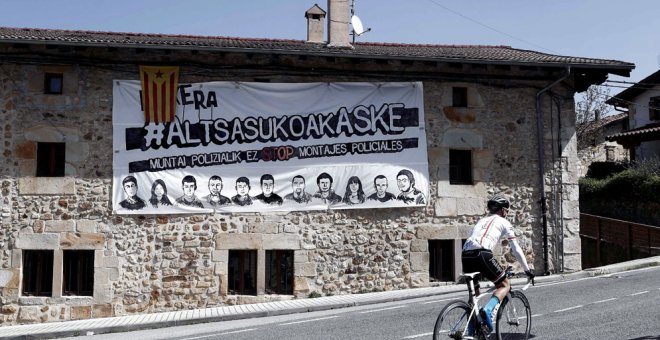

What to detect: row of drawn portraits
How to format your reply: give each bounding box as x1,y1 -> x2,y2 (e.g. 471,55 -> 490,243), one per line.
117,169 -> 426,211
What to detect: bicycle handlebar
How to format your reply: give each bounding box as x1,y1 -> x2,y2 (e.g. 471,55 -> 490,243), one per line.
505,266 -> 535,290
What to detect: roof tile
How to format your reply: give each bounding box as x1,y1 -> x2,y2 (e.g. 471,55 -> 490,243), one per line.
0,27 -> 634,69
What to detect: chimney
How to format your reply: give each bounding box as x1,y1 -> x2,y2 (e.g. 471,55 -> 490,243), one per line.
305,4 -> 326,43
326,0 -> 352,48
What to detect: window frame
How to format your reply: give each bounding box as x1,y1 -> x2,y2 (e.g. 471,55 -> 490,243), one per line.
605,146 -> 615,161
228,250 -> 258,295
44,72 -> 63,94
449,149 -> 473,185
36,142 -> 65,177
649,96 -> 660,121
452,87 -> 468,108
22,250 -> 54,297
62,250 -> 95,296
428,240 -> 455,282
265,250 -> 294,295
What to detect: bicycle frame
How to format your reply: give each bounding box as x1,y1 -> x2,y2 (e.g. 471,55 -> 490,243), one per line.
461,272 -> 495,339
459,271 -> 533,339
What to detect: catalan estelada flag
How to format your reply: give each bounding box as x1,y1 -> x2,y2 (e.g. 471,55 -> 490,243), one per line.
139,66 -> 179,123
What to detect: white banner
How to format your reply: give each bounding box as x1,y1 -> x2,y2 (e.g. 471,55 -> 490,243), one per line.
112,81 -> 429,214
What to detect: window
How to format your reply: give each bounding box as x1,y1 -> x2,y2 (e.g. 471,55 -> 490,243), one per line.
649,96 -> 660,121
44,73 -> 63,94
266,250 -> 294,295
429,240 -> 455,282
36,142 -> 65,177
63,250 -> 95,296
228,250 -> 257,295
606,146 -> 615,162
452,87 -> 468,107
449,149 -> 473,185
22,250 -> 54,296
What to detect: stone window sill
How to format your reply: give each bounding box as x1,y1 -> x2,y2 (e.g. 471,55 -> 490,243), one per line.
19,296 -> 93,303
18,177 -> 75,195
18,296 -> 49,304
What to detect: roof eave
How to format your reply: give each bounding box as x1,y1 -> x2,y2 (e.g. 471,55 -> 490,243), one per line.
0,37 -> 635,76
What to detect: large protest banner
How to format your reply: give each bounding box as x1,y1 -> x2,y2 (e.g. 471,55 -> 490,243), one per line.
112,81 -> 429,214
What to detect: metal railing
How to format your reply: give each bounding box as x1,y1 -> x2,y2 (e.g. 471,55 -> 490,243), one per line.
580,213 -> 660,268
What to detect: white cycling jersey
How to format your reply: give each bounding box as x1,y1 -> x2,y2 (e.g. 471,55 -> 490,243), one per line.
463,214 -> 530,272
463,214 -> 515,251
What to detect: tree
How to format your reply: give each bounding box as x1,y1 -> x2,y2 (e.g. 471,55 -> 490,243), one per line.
575,85 -> 613,151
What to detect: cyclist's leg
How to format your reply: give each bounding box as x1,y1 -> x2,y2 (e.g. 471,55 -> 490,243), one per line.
478,250 -> 507,332
493,277 -> 510,302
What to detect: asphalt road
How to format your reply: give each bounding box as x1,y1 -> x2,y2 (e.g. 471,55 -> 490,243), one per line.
66,266 -> 660,340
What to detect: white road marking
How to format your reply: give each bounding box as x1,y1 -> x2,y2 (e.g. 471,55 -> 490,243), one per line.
359,305 -> 407,314
534,277 -> 593,288
182,328 -> 257,339
593,298 -> 618,304
554,305 -> 583,313
422,298 -> 456,305
629,291 -> 649,296
531,314 -> 543,318
278,315 -> 339,326
402,332 -> 434,339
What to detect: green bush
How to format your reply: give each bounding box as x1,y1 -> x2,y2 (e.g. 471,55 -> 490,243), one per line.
580,157 -> 660,224
585,161 -> 629,179
579,177 -> 607,196
581,163 -> 660,200
307,291 -> 322,298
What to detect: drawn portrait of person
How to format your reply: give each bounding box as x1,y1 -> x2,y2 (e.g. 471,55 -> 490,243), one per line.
396,169 -> 426,205
284,175 -> 312,204
232,176 -> 253,206
119,175 -> 146,210
255,174 -> 283,205
313,172 -> 342,205
175,175 -> 204,208
342,176 -> 366,205
202,175 -> 231,208
149,179 -> 172,208
367,174 -> 396,203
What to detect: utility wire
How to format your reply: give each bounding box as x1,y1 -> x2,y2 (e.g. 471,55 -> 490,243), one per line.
605,79 -> 660,86
598,84 -> 660,91
591,86 -> 660,111
424,0 -> 558,54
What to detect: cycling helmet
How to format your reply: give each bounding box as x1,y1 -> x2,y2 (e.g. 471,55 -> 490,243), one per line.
487,195 -> 510,213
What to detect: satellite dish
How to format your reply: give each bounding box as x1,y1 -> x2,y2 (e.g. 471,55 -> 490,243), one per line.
351,15 -> 365,35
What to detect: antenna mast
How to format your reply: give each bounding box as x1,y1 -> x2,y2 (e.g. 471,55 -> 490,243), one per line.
350,0 -> 371,43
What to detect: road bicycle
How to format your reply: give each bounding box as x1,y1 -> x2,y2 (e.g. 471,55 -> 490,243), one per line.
433,267 -> 534,340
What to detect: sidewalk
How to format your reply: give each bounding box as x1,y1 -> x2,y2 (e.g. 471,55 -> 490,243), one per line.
2,256 -> 658,340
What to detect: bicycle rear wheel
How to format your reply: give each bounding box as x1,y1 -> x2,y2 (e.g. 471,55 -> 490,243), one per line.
433,300 -> 476,340
495,290 -> 531,340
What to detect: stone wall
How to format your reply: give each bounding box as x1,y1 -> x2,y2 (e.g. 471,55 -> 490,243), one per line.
0,45 -> 580,324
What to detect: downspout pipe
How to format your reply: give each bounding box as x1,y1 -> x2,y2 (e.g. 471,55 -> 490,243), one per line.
535,66 -> 570,275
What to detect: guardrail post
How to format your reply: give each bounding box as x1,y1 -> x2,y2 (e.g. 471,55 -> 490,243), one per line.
596,218 -> 601,267
627,223 -> 633,261
647,227 -> 652,257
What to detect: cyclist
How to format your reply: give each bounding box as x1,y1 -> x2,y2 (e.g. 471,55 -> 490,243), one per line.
461,195 -> 535,333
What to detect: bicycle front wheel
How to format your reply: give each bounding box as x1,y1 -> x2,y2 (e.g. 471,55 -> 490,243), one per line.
496,290 -> 531,340
433,300 -> 475,340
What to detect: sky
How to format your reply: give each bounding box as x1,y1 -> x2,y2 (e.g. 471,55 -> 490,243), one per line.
2,0 -> 659,93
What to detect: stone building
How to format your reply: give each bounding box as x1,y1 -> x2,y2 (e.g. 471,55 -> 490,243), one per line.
0,2 -> 633,325
606,69 -> 660,161
577,113 -> 629,177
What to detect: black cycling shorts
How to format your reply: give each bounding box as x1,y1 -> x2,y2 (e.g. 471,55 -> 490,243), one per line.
461,249 -> 506,285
